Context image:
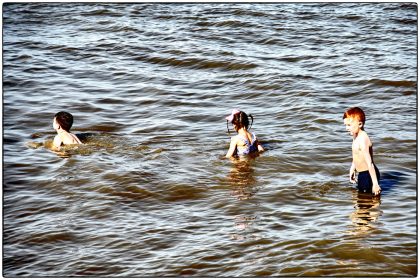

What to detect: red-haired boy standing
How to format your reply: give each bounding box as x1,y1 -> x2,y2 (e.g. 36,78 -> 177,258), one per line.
343,107 -> 381,195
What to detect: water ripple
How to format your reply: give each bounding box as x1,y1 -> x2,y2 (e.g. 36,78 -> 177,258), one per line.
3,3 -> 416,278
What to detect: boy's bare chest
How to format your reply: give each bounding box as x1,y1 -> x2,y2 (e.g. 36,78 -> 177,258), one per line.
351,137 -> 372,158
351,140 -> 363,156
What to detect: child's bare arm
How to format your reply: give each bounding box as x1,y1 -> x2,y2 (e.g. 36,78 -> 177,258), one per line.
361,136 -> 381,195
256,139 -> 264,152
349,161 -> 356,183
53,135 -> 62,149
225,137 -> 237,158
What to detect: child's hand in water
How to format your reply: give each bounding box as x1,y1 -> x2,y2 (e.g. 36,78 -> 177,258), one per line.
372,184 -> 381,196
349,171 -> 357,184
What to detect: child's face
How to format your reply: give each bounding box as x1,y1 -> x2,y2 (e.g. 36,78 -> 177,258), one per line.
344,117 -> 362,137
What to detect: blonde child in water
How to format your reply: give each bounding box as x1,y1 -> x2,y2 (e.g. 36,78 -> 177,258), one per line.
52,111 -> 82,149
343,107 -> 381,195
225,109 -> 264,158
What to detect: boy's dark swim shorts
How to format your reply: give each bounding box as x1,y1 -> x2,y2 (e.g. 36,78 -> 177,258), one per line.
357,165 -> 380,193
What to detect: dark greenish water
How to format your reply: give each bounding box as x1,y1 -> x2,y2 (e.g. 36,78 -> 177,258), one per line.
3,3 -> 417,277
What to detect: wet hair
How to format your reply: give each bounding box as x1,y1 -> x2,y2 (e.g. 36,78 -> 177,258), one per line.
55,111 -> 74,132
343,107 -> 365,129
227,111 -> 254,134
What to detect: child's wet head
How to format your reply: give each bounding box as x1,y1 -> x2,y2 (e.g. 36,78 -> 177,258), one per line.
54,111 -> 74,132
225,109 -> 254,133
232,111 -> 250,130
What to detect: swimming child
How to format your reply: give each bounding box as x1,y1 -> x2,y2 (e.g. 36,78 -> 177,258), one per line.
343,107 -> 381,195
225,109 -> 264,158
52,111 -> 82,149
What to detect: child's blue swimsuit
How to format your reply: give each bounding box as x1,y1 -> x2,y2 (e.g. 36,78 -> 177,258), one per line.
236,133 -> 258,156
357,165 -> 380,193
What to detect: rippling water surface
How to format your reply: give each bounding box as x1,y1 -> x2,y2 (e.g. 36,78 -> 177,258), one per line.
3,3 -> 417,277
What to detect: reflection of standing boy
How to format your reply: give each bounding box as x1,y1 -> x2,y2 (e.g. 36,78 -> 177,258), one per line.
343,107 -> 381,195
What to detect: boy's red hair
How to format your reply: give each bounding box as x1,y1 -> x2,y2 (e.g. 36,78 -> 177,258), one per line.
343,107 -> 366,127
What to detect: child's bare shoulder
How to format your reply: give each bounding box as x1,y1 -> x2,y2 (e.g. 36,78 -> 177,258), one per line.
53,134 -> 62,143
60,132 -> 81,145
69,133 -> 82,144
361,130 -> 371,140
231,135 -> 239,141
358,130 -> 372,146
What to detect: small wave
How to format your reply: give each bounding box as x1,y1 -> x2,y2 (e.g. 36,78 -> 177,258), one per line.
80,24 -> 140,33
195,20 -> 257,29
342,79 -> 417,88
3,80 -> 19,88
3,79 -> 36,88
80,8 -> 121,17
161,49 -> 188,56
15,41 -> 43,50
46,45 -> 81,54
313,118 -> 336,125
97,185 -> 160,200
137,55 -> 257,71
108,25 -> 140,33
10,54 -> 32,62
215,20 -> 257,28
26,141 -> 43,149
164,184 -> 208,202
27,232 -> 75,244
96,97 -> 125,105
87,124 -> 123,133
278,55 -> 317,63
246,83 -> 284,91
154,15 -> 177,20
231,9 -> 270,18
384,3 -> 417,12
393,18 -> 417,25
402,90 -> 416,96
337,14 -> 362,21
22,66 -> 48,73
255,38 -> 285,46
369,79 -> 417,88
296,12 -> 320,20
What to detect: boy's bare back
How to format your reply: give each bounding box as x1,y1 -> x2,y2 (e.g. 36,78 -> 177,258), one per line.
53,132 -> 81,148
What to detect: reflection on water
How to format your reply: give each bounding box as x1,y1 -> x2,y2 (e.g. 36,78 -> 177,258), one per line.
3,3 -> 416,277
347,170 -> 408,237
379,171 -> 408,194
349,190 -> 382,236
226,158 -> 261,242
228,157 -> 258,201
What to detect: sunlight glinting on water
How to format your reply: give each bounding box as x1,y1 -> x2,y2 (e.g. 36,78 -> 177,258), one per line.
3,3 -> 417,277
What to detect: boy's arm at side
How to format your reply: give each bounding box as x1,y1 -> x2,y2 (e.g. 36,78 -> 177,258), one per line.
361,136 -> 381,195
225,137 -> 237,158
349,161 -> 356,183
